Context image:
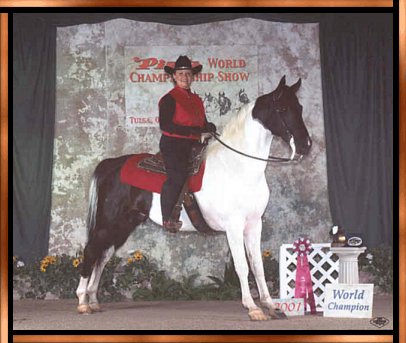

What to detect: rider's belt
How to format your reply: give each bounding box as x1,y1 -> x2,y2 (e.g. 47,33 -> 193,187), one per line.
162,131 -> 200,140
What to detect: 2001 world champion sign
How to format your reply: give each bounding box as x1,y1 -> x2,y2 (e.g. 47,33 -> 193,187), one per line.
124,45 -> 258,128
323,283 -> 374,318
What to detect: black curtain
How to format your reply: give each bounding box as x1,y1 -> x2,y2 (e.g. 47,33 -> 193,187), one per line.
13,13 -> 393,261
13,15 -> 56,261
319,14 -> 393,247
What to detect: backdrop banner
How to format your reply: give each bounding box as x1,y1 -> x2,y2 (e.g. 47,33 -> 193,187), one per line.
125,45 -> 258,127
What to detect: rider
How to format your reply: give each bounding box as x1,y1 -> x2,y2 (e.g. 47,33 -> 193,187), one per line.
159,55 -> 216,232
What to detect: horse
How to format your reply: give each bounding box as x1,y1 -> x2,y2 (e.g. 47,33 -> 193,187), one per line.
76,75 -> 312,321
238,88 -> 250,104
218,91 -> 232,116
203,92 -> 219,114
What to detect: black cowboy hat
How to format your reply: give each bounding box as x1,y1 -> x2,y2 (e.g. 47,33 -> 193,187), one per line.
164,55 -> 202,75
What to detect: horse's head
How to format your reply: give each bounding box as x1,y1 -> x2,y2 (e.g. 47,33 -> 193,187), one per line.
239,89 -> 249,104
252,75 -> 312,158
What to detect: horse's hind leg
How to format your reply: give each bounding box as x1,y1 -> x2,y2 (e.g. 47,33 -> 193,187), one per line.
77,186 -> 151,314
86,246 -> 115,312
76,277 -> 91,313
244,218 -> 286,319
76,246 -> 114,314
76,227 -> 111,313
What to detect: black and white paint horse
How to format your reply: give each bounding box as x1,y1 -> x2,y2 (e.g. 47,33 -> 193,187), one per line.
76,76 -> 312,321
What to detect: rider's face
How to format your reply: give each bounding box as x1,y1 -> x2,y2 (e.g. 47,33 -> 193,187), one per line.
173,69 -> 193,89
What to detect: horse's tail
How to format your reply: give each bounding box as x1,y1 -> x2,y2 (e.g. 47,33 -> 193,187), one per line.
85,155 -> 131,238
86,174 -> 99,238
81,155 -> 132,278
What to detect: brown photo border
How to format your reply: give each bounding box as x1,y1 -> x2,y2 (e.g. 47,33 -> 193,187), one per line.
2,0 -> 400,342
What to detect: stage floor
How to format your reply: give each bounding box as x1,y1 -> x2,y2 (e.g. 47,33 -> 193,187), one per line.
13,295 -> 393,331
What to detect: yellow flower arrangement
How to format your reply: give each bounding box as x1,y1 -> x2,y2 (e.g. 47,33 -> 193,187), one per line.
40,255 -> 58,272
262,250 -> 271,258
72,255 -> 83,268
42,256 -> 57,264
133,250 -> 143,261
126,251 -> 143,264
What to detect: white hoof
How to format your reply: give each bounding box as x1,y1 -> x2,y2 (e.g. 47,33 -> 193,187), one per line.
248,308 -> 268,321
89,303 -> 101,312
77,304 -> 92,314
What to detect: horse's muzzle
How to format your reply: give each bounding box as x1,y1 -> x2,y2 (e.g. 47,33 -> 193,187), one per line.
296,136 -> 312,156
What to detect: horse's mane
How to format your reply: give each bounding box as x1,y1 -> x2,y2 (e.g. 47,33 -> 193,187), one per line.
206,102 -> 253,157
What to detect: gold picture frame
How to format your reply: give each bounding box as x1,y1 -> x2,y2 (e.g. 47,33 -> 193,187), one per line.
3,1 -> 400,342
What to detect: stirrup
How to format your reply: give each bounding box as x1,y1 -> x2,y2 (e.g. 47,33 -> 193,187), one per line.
163,220 -> 182,233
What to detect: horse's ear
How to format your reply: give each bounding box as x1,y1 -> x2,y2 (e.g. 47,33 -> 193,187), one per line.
290,78 -> 302,93
276,75 -> 286,90
273,76 -> 286,100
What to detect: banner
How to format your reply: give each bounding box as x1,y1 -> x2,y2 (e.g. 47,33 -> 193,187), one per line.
124,45 -> 258,127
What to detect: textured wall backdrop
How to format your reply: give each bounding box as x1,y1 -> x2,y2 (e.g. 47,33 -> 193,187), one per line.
52,18 -> 331,283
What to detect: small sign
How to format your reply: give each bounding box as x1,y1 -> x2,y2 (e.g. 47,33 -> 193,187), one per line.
323,283 -> 374,318
273,298 -> 305,316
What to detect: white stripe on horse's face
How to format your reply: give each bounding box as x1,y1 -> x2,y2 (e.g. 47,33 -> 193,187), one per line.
289,136 -> 296,160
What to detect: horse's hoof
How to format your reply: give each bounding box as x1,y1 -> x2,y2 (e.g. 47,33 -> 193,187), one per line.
89,303 -> 101,312
248,308 -> 268,321
269,308 -> 288,319
77,304 -> 92,314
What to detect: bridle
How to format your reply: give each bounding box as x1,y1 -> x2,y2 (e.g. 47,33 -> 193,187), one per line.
209,94 -> 304,163
211,132 -> 302,163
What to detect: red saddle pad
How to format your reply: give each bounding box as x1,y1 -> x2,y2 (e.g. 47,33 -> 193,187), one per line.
120,153 -> 205,194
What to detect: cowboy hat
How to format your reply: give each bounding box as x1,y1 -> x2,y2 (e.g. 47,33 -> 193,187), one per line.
164,55 -> 202,75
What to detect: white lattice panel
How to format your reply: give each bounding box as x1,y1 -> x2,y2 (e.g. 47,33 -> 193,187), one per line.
279,243 -> 339,312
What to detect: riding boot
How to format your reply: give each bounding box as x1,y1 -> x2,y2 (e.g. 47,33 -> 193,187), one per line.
162,179 -> 190,233
160,178 -> 184,233
162,191 -> 185,233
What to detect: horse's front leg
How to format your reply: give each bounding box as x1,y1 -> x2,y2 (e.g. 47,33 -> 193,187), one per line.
244,218 -> 287,319
226,221 -> 268,321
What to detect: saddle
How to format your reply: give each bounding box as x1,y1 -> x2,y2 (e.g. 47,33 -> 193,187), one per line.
136,143 -> 219,235
137,143 -> 207,175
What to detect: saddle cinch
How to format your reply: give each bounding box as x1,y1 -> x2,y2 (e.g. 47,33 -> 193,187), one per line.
137,144 -> 219,235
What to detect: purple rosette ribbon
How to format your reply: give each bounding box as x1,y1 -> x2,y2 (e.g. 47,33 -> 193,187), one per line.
293,237 -> 316,314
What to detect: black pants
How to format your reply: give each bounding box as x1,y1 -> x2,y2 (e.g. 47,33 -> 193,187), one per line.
159,135 -> 196,221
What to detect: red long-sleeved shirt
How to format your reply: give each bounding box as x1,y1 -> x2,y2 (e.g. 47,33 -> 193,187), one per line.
159,86 -> 208,139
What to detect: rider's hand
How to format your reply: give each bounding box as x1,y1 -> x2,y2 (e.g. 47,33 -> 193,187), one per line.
204,122 -> 217,134
200,132 -> 212,144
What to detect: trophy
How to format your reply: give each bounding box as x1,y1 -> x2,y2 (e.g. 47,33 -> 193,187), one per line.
330,225 -> 363,247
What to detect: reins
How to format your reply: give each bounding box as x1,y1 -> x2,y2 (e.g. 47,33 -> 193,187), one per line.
211,132 -> 300,163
